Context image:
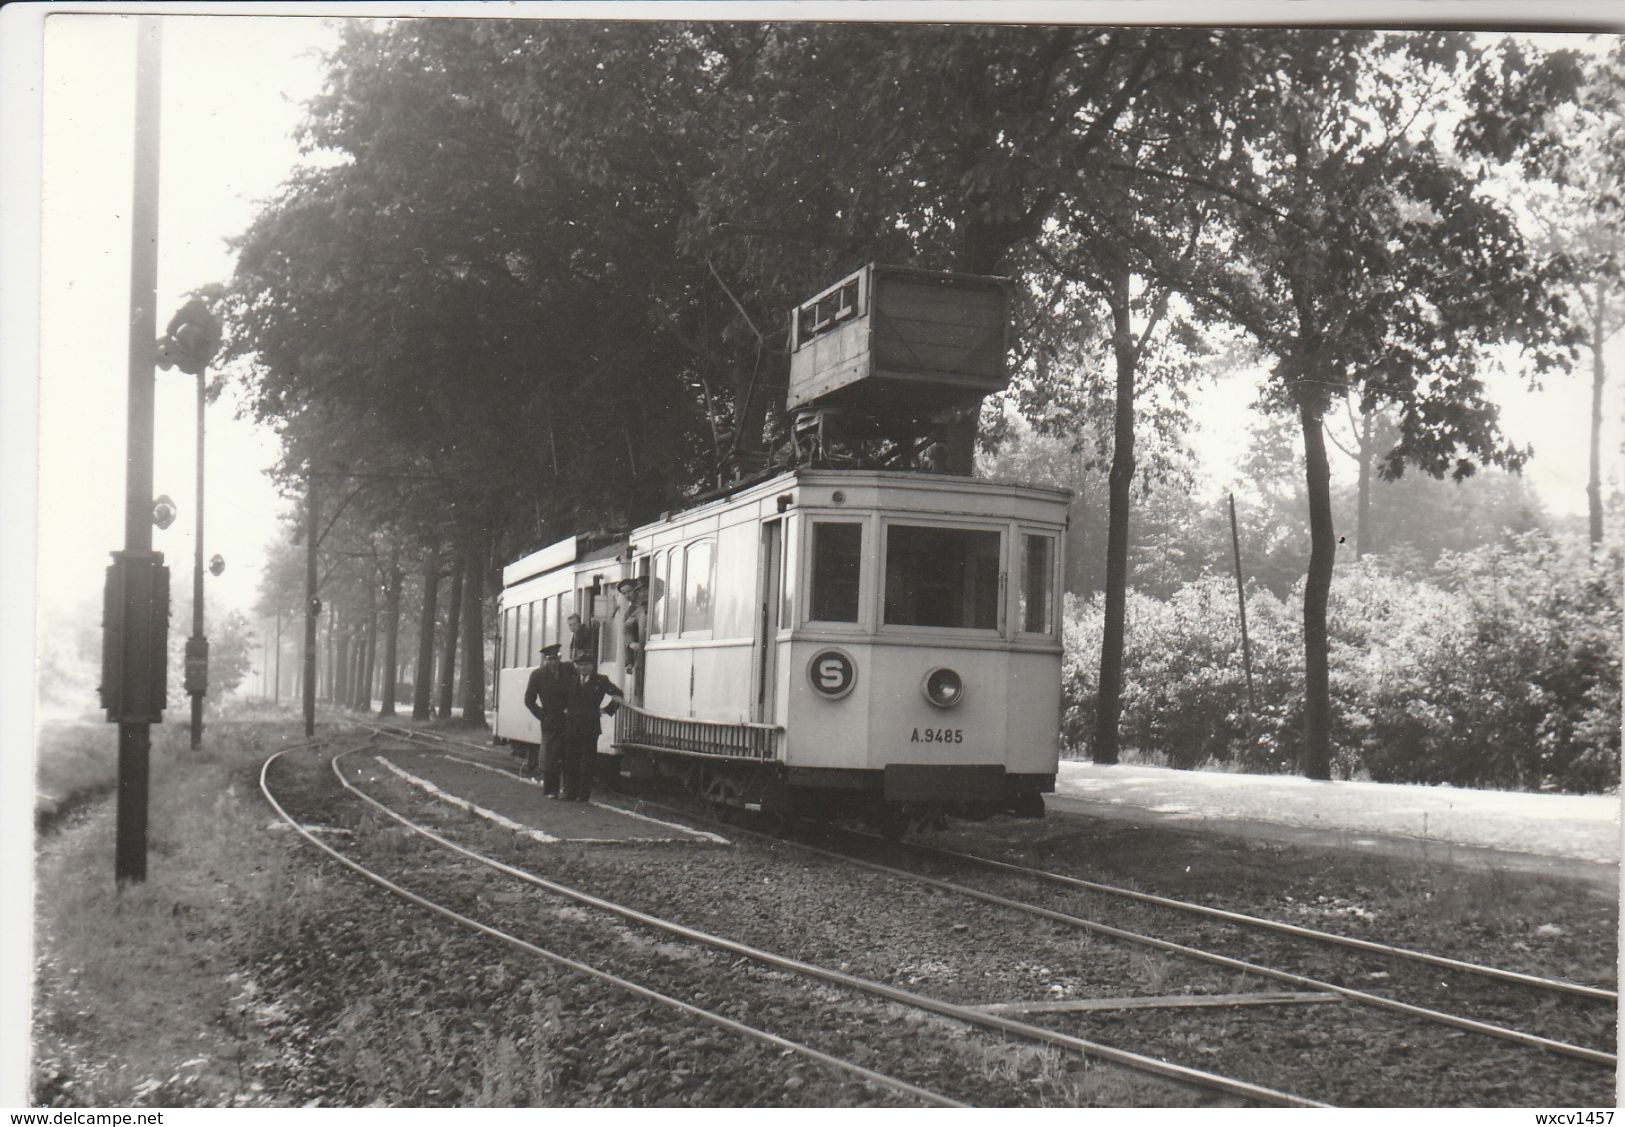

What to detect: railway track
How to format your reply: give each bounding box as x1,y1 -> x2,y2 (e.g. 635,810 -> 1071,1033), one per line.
256,737 -> 962,1110
884,835 -> 1616,1002
261,736 -> 961,1107
348,722 -> 1617,1104
269,728 -> 1323,1107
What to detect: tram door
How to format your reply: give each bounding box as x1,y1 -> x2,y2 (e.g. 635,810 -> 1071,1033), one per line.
631,556 -> 651,706
754,520 -> 783,724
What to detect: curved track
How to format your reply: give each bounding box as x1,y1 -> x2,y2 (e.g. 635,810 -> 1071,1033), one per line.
322,737 -> 1324,1107
353,722 -> 1616,1098
261,737 -> 963,1108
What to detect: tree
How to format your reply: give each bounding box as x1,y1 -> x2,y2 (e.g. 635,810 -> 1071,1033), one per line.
224,21 -> 724,724
1521,41 -> 1625,547
1178,32 -> 1581,779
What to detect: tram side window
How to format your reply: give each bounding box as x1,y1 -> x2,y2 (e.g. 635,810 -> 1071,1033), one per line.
504,608 -> 518,667
809,521 -> 861,623
884,525 -> 1001,629
1020,534 -> 1055,634
682,540 -> 714,634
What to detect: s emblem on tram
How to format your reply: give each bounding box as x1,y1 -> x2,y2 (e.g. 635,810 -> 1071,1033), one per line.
807,649 -> 857,699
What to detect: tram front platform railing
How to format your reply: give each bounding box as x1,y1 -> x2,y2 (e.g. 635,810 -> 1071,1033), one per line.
613,701 -> 784,762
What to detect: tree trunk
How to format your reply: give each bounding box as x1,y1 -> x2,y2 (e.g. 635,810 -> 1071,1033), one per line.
437,551 -> 465,719
379,554 -> 403,716
1093,270 -> 1137,766
1355,410 -> 1372,561
353,627 -> 367,711
1587,290 -> 1606,548
458,525 -> 490,728
1066,470 -> 1091,599
333,625 -> 351,710
327,603 -> 338,702
351,629 -> 367,711
1297,386 -> 1335,782
412,552 -> 440,720
358,577 -> 379,711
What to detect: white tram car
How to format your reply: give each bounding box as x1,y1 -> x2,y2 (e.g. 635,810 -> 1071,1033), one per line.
494,262 -> 1070,824
494,467 -> 1069,822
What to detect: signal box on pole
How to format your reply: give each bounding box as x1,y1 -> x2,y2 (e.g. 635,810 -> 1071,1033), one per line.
787,264 -> 1011,421
100,550 -> 170,723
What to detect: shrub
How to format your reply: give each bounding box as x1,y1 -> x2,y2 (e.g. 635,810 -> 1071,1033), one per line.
1063,534 -> 1621,793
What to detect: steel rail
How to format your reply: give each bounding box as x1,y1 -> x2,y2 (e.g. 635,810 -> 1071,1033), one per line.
332,747 -> 1326,1108
258,743 -> 963,1109
769,831 -> 1618,1067
368,723 -> 1621,1011
362,724 -> 1616,1066
891,837 -> 1618,1003
553,785 -> 1616,1070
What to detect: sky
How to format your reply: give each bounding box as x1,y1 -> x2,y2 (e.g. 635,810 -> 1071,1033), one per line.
35,12 -> 337,634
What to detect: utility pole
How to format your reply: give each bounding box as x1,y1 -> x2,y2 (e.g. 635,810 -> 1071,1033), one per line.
104,17 -> 165,886
190,365 -> 205,746
157,294 -> 222,750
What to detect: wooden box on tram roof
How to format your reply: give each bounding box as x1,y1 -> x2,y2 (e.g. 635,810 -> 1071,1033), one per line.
787,264 -> 1011,419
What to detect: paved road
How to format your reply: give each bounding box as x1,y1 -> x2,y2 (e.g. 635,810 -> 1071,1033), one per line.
1051,760 -> 1621,890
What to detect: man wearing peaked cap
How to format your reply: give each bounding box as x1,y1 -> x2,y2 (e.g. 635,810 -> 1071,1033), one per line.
562,654 -> 624,802
523,643 -> 568,794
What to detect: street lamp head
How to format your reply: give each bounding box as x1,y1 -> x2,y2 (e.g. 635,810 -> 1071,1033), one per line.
209,554 -> 225,577
156,297 -> 221,377
152,494 -> 177,530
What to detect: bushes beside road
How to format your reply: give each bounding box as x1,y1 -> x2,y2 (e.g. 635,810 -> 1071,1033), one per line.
1063,532 -> 1622,793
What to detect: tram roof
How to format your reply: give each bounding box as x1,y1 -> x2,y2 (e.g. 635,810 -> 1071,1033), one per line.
501,529 -> 625,588
633,467 -> 1072,539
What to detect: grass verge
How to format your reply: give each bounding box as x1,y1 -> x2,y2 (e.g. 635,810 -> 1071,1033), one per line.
31,708 -> 323,1105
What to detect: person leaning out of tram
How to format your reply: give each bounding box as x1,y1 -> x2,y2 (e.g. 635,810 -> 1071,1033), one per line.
567,612 -> 596,665
561,654 -> 623,802
522,643 -> 569,795
616,577 -> 647,676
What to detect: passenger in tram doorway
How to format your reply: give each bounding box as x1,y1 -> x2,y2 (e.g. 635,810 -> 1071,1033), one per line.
567,612 -> 597,665
617,578 -> 647,676
523,644 -> 568,796
561,654 -> 623,802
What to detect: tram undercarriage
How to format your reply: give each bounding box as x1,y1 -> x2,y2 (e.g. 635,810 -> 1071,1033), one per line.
609,746 -> 1051,831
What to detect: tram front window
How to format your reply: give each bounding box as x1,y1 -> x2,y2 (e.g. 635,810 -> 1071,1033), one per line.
809,521 -> 862,622
1021,533 -> 1056,634
884,525 -> 1001,629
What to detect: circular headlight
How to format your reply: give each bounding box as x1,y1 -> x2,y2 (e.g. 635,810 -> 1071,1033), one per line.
923,667 -> 965,708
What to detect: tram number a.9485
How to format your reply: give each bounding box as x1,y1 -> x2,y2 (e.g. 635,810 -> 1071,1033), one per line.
911,727 -> 964,744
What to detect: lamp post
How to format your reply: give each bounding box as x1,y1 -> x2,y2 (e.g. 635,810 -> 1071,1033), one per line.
157,296 -> 222,750
188,363 -> 206,748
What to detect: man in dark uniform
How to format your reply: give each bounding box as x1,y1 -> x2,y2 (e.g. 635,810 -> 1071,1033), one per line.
522,644 -> 568,795
561,654 -> 623,802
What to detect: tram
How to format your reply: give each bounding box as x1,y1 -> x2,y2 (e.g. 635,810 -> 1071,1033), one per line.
493,264 -> 1070,825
